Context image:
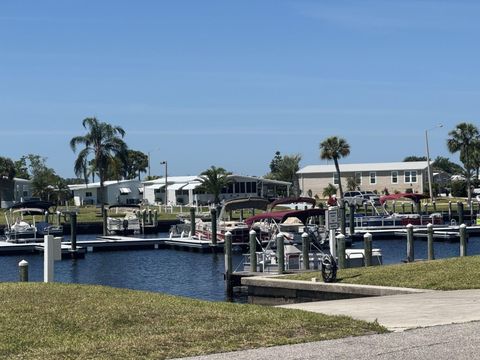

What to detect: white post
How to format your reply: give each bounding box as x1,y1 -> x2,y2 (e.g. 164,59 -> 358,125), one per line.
329,229 -> 336,259
44,235 -> 61,283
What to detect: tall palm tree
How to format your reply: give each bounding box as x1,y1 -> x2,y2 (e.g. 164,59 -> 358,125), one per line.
197,166 -> 232,205
70,118 -> 127,209
319,136 -> 351,199
447,122 -> 480,203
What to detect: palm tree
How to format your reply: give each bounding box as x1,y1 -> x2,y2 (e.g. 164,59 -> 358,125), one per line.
447,122 -> 480,203
319,136 -> 351,200
267,153 -> 302,196
197,166 -> 232,205
322,183 -> 337,198
70,118 -> 127,209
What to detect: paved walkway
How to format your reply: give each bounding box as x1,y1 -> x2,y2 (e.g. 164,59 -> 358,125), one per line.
179,289 -> 480,359
279,289 -> 480,331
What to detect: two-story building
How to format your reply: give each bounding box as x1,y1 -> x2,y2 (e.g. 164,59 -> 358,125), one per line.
297,161 -> 429,198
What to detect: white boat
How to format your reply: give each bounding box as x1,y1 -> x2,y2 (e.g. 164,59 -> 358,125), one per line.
106,204 -> 141,235
4,200 -> 63,242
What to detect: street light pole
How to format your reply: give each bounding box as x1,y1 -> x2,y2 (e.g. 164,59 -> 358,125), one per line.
425,124 -> 443,202
160,161 -> 168,205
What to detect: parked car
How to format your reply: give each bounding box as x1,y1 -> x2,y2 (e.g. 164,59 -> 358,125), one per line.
342,191 -> 380,206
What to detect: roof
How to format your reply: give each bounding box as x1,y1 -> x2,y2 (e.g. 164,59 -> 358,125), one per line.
145,183 -> 166,190
297,161 -> 429,174
68,179 -> 141,191
168,182 -> 188,191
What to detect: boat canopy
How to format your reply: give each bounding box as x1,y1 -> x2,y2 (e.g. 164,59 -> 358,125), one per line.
379,193 -> 428,205
222,197 -> 270,212
245,208 -> 325,227
268,197 -> 316,210
8,200 -> 54,211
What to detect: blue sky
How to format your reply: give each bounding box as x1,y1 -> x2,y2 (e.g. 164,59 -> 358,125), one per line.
1,0 -> 478,178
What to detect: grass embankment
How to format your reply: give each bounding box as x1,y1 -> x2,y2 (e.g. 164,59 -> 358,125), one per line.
285,256 -> 480,290
0,284 -> 386,359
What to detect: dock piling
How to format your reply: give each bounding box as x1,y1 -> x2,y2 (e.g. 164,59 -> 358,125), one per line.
336,234 -> 346,269
458,202 -> 464,225
349,204 -> 355,236
249,230 -> 257,272
189,207 -> 196,236
427,223 -> 434,260
364,232 -> 372,267
224,231 -> 233,297
18,260 -> 28,282
460,224 -> 467,257
211,208 -> 217,245
392,201 -> 396,213
406,224 -> 414,262
302,232 -> 310,270
448,201 -> 452,222
103,208 -> 108,236
276,233 -> 285,274
70,212 -> 77,251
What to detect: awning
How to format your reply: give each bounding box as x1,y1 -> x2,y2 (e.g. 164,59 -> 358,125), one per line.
145,184 -> 166,190
119,187 -> 132,194
183,182 -> 202,190
168,183 -> 188,191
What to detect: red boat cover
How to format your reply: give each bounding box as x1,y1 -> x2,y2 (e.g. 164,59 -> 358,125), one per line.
245,208 -> 325,227
379,193 -> 428,205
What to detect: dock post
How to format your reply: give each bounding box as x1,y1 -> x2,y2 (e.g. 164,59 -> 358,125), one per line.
363,232 -> 372,267
302,232 -> 310,270
249,229 -> 257,272
56,211 -> 61,226
211,208 -> 217,245
415,202 -> 421,215
103,208 -> 108,236
411,203 -> 414,214
71,212 -> 77,251
427,223 -> 434,260
148,209 -> 153,225
189,207 -> 196,236
433,201 -> 437,212
224,231 -> 233,298
44,235 -> 61,283
18,260 -> 28,282
460,224 -> 467,257
363,202 -> 368,216
340,203 -> 346,235
406,224 -> 414,262
392,201 -> 396,213
424,203 -> 428,215
401,202 -> 405,214
336,234 -> 346,269
458,202 -> 464,225
276,233 -> 285,274
44,210 -> 49,223
142,210 -> 147,234
154,210 -> 158,227
349,204 -> 355,236
448,201 -> 452,222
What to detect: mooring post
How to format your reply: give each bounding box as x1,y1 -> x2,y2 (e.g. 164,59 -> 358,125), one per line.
448,201 -> 452,222
142,210 -> 147,234
301,232 -> 310,270
249,229 -> 257,272
401,202 -> 405,214
70,212 -> 77,251
154,210 -> 158,226
18,260 -> 28,282
189,207 -> 196,236
458,202 -> 464,225
392,201 -> 396,213
406,223 -> 414,262
211,208 -> 217,245
427,223 -> 434,260
56,211 -> 61,226
44,235 -> 61,283
364,232 -> 372,267
410,203 -> 414,214
460,223 -> 467,257
433,201 -> 437,212
363,202 -> 368,216
103,208 -> 108,236
340,204 -> 346,235
349,204 -> 355,236
224,231 -> 233,297
424,203 -> 428,215
336,233 -> 346,269
44,210 -> 49,223
276,233 -> 285,274
415,202 -> 421,215
148,209 -> 152,224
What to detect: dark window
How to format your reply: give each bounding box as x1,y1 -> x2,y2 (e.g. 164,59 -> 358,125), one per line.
252,182 -> 257,193
246,182 -> 252,193
235,183 -> 240,193
240,182 -> 245,193
85,192 -> 93,197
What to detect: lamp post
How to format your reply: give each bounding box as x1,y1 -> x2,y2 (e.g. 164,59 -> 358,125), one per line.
425,124 -> 443,202
160,161 -> 168,205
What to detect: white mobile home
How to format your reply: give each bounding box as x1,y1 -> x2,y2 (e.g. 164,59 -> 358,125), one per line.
68,179 -> 143,206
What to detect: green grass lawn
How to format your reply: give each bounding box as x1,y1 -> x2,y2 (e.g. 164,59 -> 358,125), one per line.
284,255 -> 480,290
0,283 -> 386,359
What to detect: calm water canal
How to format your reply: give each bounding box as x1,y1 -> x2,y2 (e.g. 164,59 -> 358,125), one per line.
0,234 -> 479,301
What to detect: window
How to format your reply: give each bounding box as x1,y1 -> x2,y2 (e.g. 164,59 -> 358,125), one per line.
234,183 -> 240,193
251,182 -> 257,193
240,182 -> 246,193
355,172 -> 362,185
85,191 -> 93,197
404,171 -> 417,183
333,173 -> 339,185
369,172 -> 377,185
391,171 -> 398,184
246,182 -> 252,193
